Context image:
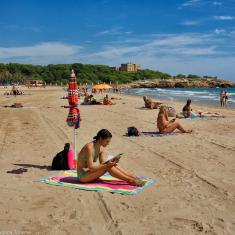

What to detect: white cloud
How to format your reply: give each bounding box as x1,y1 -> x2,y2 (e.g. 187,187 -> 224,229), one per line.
179,0 -> 223,9
212,1 -> 222,5
181,20 -> 200,26
214,28 -> 226,34
96,27 -> 132,36
214,16 -> 235,20
179,0 -> 201,8
78,32 -> 235,80
85,33 -> 218,63
0,42 -> 82,64
1,32 -> 235,81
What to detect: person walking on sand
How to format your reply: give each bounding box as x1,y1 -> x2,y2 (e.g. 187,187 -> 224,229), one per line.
220,90 -> 225,107
12,85 -> 17,97
76,129 -> 145,186
157,106 -> 192,133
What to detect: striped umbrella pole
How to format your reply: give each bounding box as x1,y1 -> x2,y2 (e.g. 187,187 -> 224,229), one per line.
64,69 -> 81,168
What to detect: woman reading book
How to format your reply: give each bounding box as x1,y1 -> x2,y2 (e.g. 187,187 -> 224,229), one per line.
76,129 -> 145,186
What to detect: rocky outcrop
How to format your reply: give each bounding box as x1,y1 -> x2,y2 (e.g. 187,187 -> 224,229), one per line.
120,78 -> 235,89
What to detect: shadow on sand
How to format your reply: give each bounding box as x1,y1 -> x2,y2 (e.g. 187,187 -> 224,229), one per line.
13,163 -> 52,171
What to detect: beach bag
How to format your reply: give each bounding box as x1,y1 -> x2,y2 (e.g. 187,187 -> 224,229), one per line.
127,126 -> 141,136
51,143 -> 70,170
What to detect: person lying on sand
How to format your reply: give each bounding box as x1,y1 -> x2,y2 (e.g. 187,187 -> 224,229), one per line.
157,106 -> 192,133
77,129 -> 145,186
193,111 -> 224,118
103,95 -> 115,105
143,96 -> 162,109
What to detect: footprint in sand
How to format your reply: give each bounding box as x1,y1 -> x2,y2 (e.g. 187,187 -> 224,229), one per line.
173,218 -> 204,232
119,201 -> 130,211
214,217 -> 225,230
31,197 -> 53,209
69,210 -> 77,219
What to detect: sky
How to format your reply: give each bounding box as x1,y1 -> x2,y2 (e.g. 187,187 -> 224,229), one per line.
0,0 -> 235,81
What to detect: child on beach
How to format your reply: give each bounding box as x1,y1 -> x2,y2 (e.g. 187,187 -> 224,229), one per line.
76,129 -> 145,186
157,106 -> 192,133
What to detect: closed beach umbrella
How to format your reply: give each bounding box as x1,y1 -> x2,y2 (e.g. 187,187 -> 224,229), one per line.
64,69 -> 81,167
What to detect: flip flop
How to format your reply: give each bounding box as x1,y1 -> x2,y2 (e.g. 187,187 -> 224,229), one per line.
7,168 -> 28,174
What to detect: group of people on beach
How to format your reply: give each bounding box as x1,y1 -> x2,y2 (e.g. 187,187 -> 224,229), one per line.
83,93 -> 114,105
75,88 -> 228,186
76,95 -> 194,186
3,85 -> 24,96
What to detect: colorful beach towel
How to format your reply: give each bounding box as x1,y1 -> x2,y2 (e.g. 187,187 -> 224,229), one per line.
39,170 -> 155,195
184,112 -> 224,120
185,115 -> 220,120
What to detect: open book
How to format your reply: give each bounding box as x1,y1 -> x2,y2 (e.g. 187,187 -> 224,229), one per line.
104,153 -> 124,164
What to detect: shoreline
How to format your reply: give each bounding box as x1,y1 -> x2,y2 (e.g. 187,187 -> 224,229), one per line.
116,91 -> 235,111
119,87 -> 235,110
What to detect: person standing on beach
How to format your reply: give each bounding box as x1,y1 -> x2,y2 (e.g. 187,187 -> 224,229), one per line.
12,85 -> 17,97
220,90 -> 225,107
224,91 -> 229,107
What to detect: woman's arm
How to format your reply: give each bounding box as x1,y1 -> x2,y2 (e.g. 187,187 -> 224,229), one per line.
161,114 -> 170,127
165,111 -> 169,121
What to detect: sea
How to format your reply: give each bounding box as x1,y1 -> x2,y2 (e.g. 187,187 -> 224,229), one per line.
121,87 -> 235,108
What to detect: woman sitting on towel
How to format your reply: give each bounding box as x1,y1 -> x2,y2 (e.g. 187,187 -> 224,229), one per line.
157,106 -> 192,133
77,129 -> 145,186
103,95 -> 114,105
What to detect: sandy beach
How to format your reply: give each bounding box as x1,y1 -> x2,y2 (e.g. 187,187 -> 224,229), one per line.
0,86 -> 235,235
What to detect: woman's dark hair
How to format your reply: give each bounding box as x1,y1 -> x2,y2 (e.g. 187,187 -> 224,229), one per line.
186,99 -> 191,105
93,129 -> 112,141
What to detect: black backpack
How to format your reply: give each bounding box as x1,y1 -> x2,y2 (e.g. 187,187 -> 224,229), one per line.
51,143 -> 70,170
127,126 -> 141,136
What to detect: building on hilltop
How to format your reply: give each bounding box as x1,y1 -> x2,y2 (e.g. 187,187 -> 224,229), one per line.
119,63 -> 140,72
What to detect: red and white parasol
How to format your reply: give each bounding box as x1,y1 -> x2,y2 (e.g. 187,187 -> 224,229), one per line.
64,69 -> 81,166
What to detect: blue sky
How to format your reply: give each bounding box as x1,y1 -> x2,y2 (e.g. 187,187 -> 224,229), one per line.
0,0 -> 235,81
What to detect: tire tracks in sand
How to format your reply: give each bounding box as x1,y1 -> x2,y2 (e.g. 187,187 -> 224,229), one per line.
38,108 -> 122,235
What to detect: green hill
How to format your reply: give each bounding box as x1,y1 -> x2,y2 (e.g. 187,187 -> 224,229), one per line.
0,62 -> 219,85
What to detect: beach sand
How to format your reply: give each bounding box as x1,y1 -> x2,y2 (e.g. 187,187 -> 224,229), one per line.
0,86 -> 235,235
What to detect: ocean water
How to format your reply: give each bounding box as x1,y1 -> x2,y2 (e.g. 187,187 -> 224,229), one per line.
121,87 -> 235,108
